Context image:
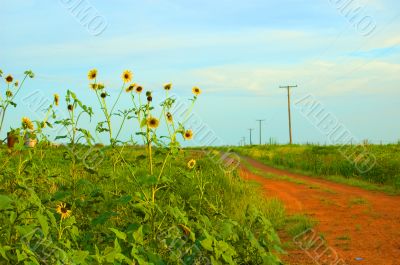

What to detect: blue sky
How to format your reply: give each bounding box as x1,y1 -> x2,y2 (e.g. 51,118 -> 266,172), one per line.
1,0 -> 400,145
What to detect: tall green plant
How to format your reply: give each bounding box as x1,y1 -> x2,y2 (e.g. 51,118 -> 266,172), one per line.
0,70 -> 34,138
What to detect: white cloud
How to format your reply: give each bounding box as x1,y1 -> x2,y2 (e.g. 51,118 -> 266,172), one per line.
187,58 -> 400,97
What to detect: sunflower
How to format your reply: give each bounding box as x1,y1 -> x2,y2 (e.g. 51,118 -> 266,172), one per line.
192,87 -> 201,96
122,70 -> 133,83
97,83 -> 105,90
6,90 -> 13,98
14,80 -> 19,87
88,69 -> 97,80
56,203 -> 72,220
187,159 -> 196,169
5,75 -> 13,84
135,86 -> 143,93
147,116 -> 159,129
164,83 -> 172,91
90,83 -> 98,90
67,104 -> 74,111
100,92 -> 107,98
166,112 -> 173,123
126,83 -> 136,93
183,129 -> 193,140
22,117 -> 34,130
54,94 -> 59,106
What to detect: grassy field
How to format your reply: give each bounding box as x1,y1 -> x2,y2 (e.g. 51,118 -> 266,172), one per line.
232,144 -> 400,193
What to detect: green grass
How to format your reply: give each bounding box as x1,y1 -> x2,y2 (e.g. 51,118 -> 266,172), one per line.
285,214 -> 317,238
336,234 -> 351,241
233,145 -> 400,195
319,197 -> 337,206
348,197 -> 369,206
242,158 -> 339,195
262,198 -> 286,229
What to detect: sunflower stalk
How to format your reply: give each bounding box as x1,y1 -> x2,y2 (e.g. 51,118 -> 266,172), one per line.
110,82 -> 126,115
146,102 -> 154,176
101,94 -> 113,143
131,93 -> 146,144
0,71 -> 33,136
152,151 -> 171,204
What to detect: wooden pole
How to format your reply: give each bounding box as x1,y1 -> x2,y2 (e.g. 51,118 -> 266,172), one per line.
280,85 -> 297,144
248,129 -> 254,145
256,119 -> 265,145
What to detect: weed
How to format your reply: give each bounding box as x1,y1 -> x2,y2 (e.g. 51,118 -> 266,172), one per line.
285,214 -> 317,238
349,197 -> 369,206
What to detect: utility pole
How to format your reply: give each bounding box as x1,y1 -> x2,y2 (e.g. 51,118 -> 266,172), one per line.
242,137 -> 246,146
248,129 -> 254,145
256,119 -> 265,145
280,85 -> 297,144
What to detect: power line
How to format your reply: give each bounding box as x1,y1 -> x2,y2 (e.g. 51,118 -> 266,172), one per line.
279,85 -> 297,145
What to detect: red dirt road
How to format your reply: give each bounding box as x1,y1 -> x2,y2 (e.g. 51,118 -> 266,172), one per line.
239,157 -> 400,265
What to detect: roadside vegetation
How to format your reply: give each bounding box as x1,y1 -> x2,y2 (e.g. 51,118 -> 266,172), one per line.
232,145 -> 400,194
1,69 -> 300,264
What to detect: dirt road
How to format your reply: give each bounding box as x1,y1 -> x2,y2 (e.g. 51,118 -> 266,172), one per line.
239,157 -> 400,265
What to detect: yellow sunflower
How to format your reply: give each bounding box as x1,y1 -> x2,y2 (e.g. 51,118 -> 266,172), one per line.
192,87 -> 201,96
122,70 -> 133,83
166,112 -> 173,123
126,83 -> 136,93
6,90 -> 13,98
54,94 -> 59,106
187,159 -> 196,169
14,80 -> 19,87
56,203 -> 72,220
183,129 -> 193,140
21,117 -> 34,130
164,83 -> 172,91
135,86 -> 143,93
88,69 -> 97,80
90,83 -> 98,90
5,75 -> 13,84
147,116 -> 160,129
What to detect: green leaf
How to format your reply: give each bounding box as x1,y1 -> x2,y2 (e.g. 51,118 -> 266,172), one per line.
55,135 -> 68,140
0,195 -> 13,210
115,195 -> 132,204
92,211 -> 118,225
133,226 -> 144,245
200,236 -> 214,252
71,250 -> 89,264
52,191 -> 71,201
140,118 -> 147,128
46,209 -> 57,227
109,228 -> 127,241
0,245 -> 11,261
138,175 -> 158,187
36,212 -> 49,237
